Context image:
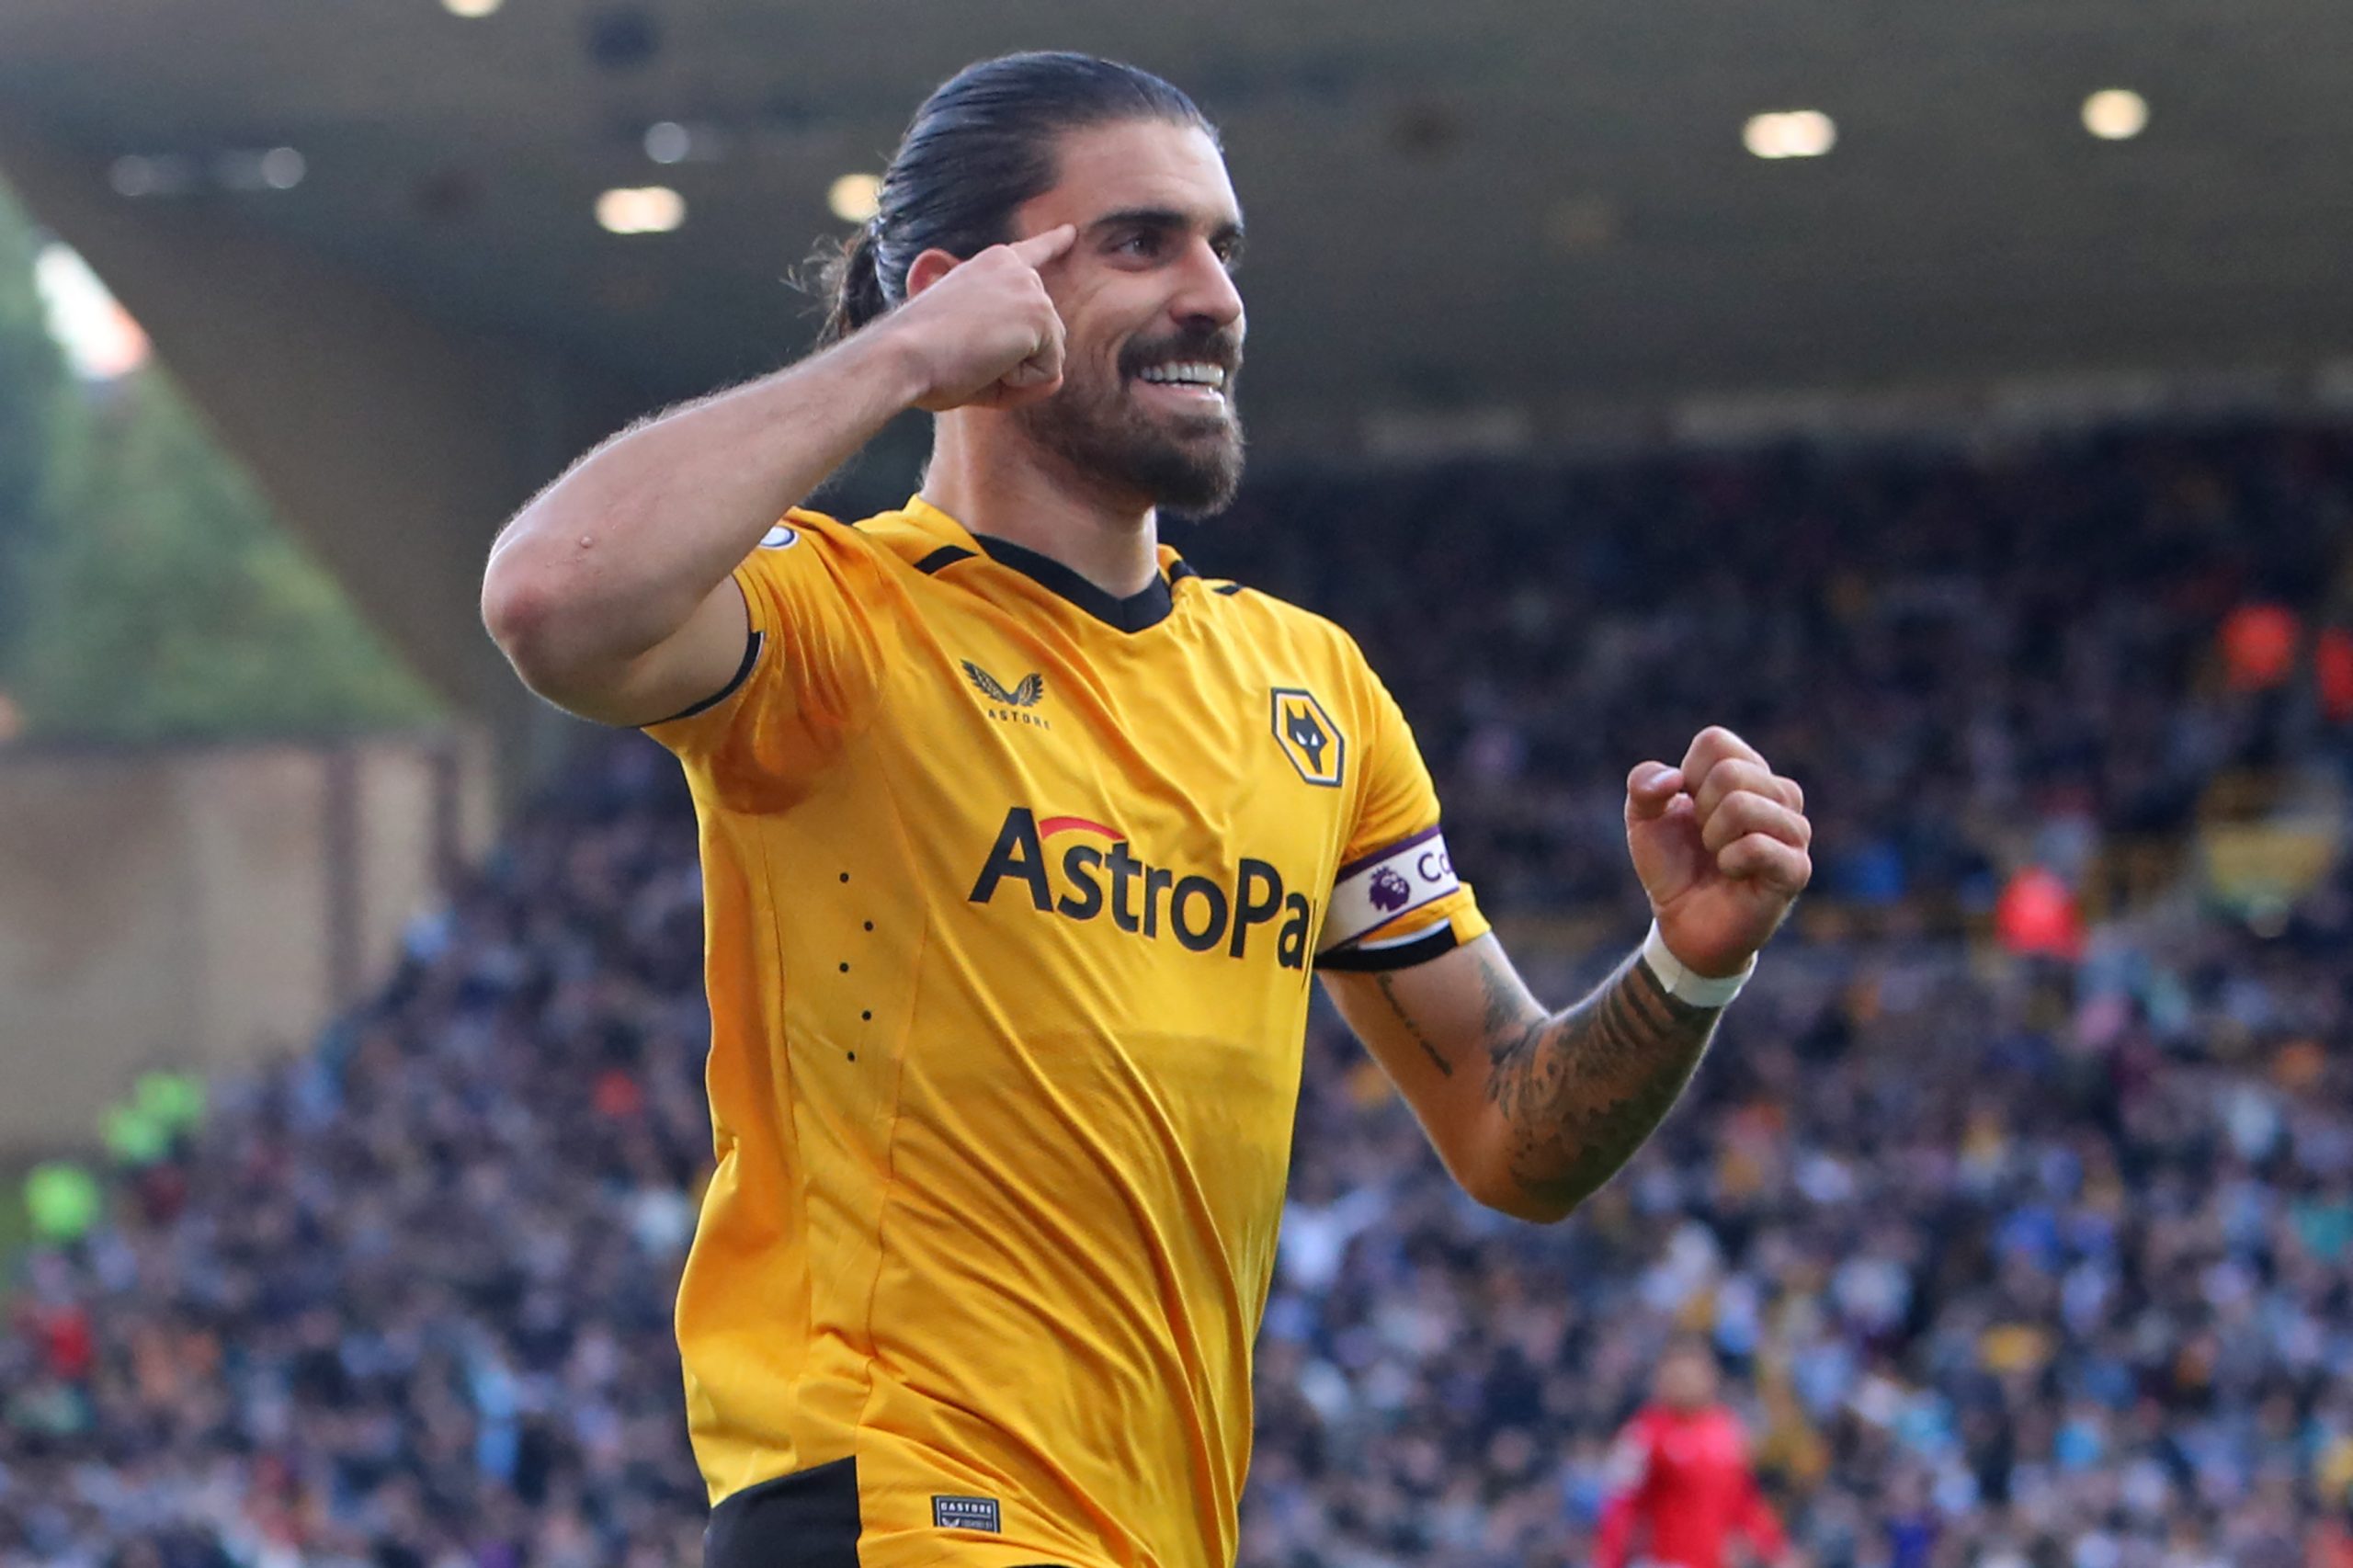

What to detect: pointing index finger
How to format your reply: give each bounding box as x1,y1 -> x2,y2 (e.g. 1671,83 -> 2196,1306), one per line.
1008,222 -> 1078,269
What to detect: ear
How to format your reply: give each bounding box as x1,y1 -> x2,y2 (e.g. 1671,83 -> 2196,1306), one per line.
904,246 -> 963,300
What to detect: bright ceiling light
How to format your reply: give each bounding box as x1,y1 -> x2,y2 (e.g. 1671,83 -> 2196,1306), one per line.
109,156 -> 163,197
259,147 -> 306,190
828,173 -> 883,224
443,0 -> 503,16
1744,110 -> 1837,160
643,121 -> 692,165
108,153 -> 198,198
2082,89 -> 2149,141
597,186 -> 686,235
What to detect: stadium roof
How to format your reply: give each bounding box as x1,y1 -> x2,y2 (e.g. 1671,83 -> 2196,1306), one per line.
5,0 -> 2351,460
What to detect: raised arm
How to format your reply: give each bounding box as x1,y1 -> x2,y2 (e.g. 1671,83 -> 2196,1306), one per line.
1322,727 -> 1812,1223
479,224 -> 1076,726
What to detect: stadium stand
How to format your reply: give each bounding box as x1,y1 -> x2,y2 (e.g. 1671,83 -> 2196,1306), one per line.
8,419 -> 2353,1567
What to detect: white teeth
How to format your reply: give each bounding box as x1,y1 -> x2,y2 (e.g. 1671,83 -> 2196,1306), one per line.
1137,361 -> 1227,389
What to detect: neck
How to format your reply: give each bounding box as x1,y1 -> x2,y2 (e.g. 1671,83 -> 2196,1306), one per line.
920,414 -> 1160,598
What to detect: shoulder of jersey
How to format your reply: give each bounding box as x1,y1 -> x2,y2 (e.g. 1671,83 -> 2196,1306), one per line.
1188,572 -> 1302,624
769,506 -> 999,574
740,508 -> 915,578
756,506 -> 860,554
1193,574 -> 1367,661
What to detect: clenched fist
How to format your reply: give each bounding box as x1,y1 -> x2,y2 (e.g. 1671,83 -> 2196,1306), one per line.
1624,726 -> 1813,979
877,223 -> 1077,413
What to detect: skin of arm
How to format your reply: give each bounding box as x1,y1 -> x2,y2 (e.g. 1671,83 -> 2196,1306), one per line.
480,328 -> 929,726
1324,934 -> 1720,1223
479,225 -> 1077,727
1322,726 -> 1813,1223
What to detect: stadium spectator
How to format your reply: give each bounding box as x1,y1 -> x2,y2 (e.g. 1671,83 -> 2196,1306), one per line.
1593,1337 -> 1791,1568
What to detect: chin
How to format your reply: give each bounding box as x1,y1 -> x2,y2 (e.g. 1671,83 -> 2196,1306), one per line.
1016,393 -> 1245,514
1149,461 -> 1245,518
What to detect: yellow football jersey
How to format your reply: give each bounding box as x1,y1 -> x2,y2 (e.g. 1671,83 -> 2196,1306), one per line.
644,495 -> 1487,1568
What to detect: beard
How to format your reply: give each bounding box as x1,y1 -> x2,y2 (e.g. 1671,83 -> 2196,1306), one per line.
1011,334 -> 1245,517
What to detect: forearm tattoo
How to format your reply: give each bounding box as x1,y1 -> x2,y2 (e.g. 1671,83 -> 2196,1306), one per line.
1479,948 -> 1722,1211
1373,971 -> 1454,1079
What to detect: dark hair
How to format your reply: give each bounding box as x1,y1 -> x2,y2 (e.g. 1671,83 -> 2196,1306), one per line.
814,51 -> 1214,347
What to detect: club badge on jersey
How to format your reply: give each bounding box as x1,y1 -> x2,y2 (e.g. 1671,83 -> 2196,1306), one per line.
1269,687 -> 1345,787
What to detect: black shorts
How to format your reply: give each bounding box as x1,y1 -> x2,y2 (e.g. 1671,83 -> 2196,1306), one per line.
702,1458 -> 1068,1568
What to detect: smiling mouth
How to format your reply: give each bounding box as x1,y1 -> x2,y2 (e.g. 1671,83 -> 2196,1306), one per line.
1127,359 -> 1235,415
1133,360 -> 1230,392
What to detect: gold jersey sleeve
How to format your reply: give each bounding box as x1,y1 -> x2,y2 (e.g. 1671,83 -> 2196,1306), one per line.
1313,627 -> 1490,970
644,510 -> 891,802
642,496 -> 1486,1568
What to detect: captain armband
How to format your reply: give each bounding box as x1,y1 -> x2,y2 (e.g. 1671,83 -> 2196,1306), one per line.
1317,827 -> 1462,962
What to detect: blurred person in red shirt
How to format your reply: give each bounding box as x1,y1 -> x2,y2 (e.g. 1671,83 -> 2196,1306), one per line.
1595,1337 -> 1797,1568
2310,1502 -> 2353,1568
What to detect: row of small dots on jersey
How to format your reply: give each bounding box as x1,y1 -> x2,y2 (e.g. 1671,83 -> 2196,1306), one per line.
840,870 -> 872,1061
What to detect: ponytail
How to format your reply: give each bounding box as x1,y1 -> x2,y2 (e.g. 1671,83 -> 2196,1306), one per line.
815,221 -> 891,348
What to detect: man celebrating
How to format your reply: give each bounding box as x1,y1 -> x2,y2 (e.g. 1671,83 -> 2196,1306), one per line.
482,51 -> 1812,1568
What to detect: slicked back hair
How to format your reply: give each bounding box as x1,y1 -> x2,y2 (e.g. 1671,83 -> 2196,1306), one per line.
814,51 -> 1215,347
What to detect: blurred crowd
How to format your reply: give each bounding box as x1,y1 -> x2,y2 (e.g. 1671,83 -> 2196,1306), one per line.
1251,858 -> 2353,1568
4,740 -> 716,1567
1207,423 -> 2353,921
9,419 -> 2353,1567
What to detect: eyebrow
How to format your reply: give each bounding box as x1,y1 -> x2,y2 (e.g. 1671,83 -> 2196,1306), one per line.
1087,206 -> 1246,251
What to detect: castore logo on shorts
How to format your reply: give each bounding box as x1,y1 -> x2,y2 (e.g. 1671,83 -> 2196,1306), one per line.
968,807 -> 1316,969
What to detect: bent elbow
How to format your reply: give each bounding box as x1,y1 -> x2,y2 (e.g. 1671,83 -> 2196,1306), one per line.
1462,1153 -> 1584,1226
481,552 -> 549,655
480,562 -> 585,704
1483,1186 -> 1582,1227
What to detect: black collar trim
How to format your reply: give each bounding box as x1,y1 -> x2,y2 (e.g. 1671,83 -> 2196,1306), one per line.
972,534 -> 1180,632
913,544 -> 977,575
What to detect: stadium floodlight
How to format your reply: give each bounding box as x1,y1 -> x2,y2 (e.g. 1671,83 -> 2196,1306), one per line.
597,186 -> 687,234
211,147 -> 306,193
259,147 -> 306,190
1743,110 -> 1837,160
110,155 -> 163,197
33,243 -> 151,379
443,0 -> 503,16
108,153 -> 199,198
2083,89 -> 2149,141
828,173 -> 884,223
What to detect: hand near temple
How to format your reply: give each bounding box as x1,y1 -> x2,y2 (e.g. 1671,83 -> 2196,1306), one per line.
1626,727 -> 1813,978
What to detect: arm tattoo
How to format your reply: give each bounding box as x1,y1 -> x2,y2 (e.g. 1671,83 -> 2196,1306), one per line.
1373,971 -> 1454,1078
1480,947 -> 1722,1212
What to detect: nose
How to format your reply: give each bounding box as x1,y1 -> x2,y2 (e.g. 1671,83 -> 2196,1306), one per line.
1170,236 -> 1245,339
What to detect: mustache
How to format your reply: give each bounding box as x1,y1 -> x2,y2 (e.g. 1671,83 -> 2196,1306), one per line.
1119,330 -> 1244,379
